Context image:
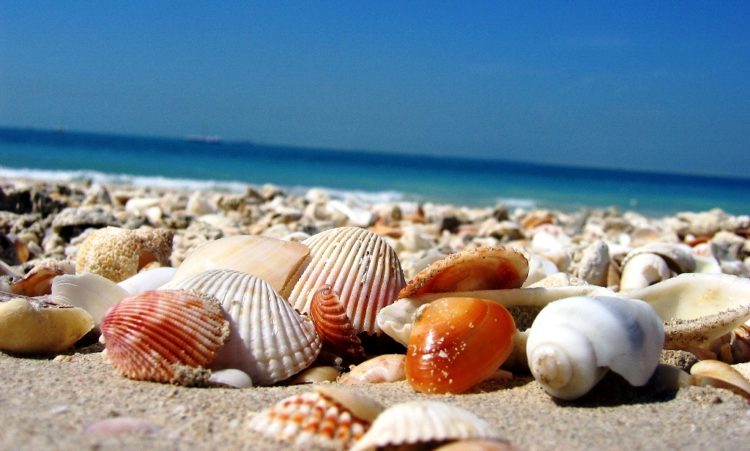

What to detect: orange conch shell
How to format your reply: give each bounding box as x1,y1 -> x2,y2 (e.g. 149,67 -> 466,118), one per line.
100,290 -> 230,385
398,247 -> 528,298
406,297 -> 516,394
310,284 -> 366,360
289,227 -> 405,335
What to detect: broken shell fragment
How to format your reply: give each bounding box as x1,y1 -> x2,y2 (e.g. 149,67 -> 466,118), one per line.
248,386 -> 383,450
398,246 -> 528,298
339,354 -> 406,385
51,273 -> 129,325
406,297 -> 515,394
289,226 -> 405,335
208,369 -> 253,388
287,366 -> 341,385
10,260 -> 75,297
310,284 -> 365,360
0,296 -> 94,354
163,269 -> 321,385
690,359 -> 750,400
171,235 -> 310,298
526,296 -> 664,400
100,290 -> 229,385
351,401 -> 501,451
75,227 -> 173,283
619,253 -> 672,291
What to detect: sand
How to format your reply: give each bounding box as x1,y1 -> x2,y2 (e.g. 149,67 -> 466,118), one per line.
1,343 -> 748,450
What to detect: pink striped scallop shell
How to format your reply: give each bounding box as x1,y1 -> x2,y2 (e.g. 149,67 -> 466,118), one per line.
289,227 -> 405,336
100,289 -> 230,386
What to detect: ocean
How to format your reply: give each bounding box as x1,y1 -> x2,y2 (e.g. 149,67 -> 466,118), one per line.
1,127 -> 748,216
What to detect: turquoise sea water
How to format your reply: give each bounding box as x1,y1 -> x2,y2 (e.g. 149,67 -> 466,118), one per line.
1,127 -> 748,216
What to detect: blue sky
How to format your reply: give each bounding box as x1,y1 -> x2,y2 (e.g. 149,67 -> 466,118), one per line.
1,1 -> 749,177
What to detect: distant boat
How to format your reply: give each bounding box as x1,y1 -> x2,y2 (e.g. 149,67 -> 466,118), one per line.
186,134 -> 223,144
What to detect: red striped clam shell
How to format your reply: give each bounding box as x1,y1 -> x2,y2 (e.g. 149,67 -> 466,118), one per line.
310,284 -> 366,360
289,227 -> 405,335
100,290 -> 229,385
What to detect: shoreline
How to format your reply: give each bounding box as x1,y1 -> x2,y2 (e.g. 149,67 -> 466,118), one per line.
1,175 -> 750,450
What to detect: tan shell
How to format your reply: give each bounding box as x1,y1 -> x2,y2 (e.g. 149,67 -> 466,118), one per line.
248,386 -> 384,449
398,246 -> 529,298
620,243 -> 696,274
163,269 -> 321,385
75,227 -> 173,283
172,235 -> 310,298
10,260 -> 75,297
289,227 -> 405,335
100,290 -> 230,385
690,359 -> 750,399
339,354 -> 406,385
0,295 -> 94,354
351,401 -> 501,451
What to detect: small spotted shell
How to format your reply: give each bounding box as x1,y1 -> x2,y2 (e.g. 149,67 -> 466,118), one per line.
248,385 -> 384,450
289,227 -> 405,336
351,401 -> 501,451
100,290 -> 229,385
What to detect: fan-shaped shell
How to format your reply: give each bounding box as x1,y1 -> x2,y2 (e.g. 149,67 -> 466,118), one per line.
310,284 -> 365,360
351,401 -> 500,451
289,227 -> 405,335
100,290 -> 229,385
162,269 -> 321,385
398,246 -> 529,299
248,386 -> 384,450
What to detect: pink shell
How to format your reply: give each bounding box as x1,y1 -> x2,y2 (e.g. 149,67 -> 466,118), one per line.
100,290 -> 230,385
248,390 -> 372,448
289,227 -> 405,335
310,285 -> 365,360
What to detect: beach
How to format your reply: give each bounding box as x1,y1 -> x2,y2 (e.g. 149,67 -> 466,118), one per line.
2,176 -> 750,450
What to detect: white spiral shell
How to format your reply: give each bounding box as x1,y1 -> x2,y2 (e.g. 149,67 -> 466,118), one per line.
526,295 -> 664,400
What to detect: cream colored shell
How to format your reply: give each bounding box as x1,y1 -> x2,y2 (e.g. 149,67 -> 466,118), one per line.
163,269 -> 321,385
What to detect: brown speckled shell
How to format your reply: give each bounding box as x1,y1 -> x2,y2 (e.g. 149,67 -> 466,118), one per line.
100,290 -> 229,385
289,227 -> 405,335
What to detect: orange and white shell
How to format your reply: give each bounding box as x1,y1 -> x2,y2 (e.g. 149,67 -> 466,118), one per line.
398,246 -> 528,298
100,290 -> 229,385
351,400 -> 501,451
310,284 -> 366,360
162,269 -> 321,385
289,227 -> 405,335
248,385 -> 384,450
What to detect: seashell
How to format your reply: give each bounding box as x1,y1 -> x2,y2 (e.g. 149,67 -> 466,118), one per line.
623,273 -> 750,350
619,253 -> 672,291
172,235 -> 310,298
289,226 -> 405,336
0,295 -> 94,354
117,267 -> 176,295
310,284 -> 365,360
405,297 -> 515,394
51,273 -> 129,325
287,366 -> 341,384
526,295 -> 664,400
522,253 -> 558,287
75,227 -> 173,283
573,240 -> 609,287
208,368 -> 254,388
10,259 -> 75,297
248,386 -> 384,450
620,243 -> 696,273
100,290 -> 230,385
351,401 -> 501,451
398,246 -> 528,298
163,269 -> 321,385
339,354 -> 406,385
378,284 -> 613,347
84,417 -> 159,436
690,359 -> 750,400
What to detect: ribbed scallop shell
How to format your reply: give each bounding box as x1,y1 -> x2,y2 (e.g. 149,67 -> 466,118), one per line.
162,269 -> 321,385
248,386 -> 383,450
100,290 -> 230,385
289,227 -> 405,335
310,284 -> 365,360
351,401 -> 500,451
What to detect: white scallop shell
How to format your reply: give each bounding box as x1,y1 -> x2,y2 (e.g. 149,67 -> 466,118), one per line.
162,269 -> 321,385
351,401 -> 500,451
526,295 -> 664,400
289,227 -> 405,335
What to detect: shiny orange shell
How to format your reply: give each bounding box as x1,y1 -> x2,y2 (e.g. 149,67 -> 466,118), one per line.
309,285 -> 366,360
398,247 -> 528,298
101,290 -> 230,385
405,297 -> 515,394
